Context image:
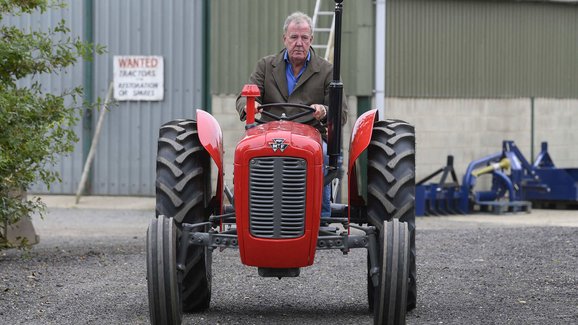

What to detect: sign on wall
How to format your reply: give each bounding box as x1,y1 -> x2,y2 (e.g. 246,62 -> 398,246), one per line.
113,55 -> 164,101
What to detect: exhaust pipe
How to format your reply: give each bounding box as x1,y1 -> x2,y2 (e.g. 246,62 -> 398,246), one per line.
326,0 -> 344,182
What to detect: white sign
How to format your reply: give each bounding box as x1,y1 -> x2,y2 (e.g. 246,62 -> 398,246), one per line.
113,55 -> 164,101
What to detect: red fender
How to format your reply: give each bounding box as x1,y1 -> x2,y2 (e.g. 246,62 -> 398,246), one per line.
196,109 -> 224,213
348,109 -> 378,211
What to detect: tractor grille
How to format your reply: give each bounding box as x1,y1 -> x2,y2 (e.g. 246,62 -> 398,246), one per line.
249,157 -> 307,238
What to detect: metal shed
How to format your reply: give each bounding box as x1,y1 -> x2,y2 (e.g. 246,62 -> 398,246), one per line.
10,0 -> 208,195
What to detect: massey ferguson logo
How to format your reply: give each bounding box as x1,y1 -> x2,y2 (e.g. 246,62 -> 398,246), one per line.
269,138 -> 289,152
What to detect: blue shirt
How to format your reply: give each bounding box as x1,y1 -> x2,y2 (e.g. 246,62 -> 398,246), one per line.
284,50 -> 311,95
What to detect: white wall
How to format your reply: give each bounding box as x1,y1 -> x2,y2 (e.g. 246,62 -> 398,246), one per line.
534,98 -> 578,168
384,97 -> 578,182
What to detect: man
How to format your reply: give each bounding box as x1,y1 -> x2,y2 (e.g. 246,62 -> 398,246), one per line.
235,11 -> 347,219
235,11 -> 347,138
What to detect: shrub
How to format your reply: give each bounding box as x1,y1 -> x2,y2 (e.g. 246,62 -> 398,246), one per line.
0,0 -> 104,248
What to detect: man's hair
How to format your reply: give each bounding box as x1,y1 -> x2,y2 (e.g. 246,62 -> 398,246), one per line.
283,11 -> 313,35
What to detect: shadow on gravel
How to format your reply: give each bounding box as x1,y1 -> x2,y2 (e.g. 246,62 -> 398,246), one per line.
190,304 -> 373,324
206,303 -> 369,317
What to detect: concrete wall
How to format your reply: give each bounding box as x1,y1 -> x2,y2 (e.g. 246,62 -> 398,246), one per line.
212,95 -> 578,199
534,98 -> 578,168
386,98 -> 531,182
383,97 -> 578,181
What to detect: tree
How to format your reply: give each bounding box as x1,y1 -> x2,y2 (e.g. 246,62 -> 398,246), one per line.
0,0 -> 104,248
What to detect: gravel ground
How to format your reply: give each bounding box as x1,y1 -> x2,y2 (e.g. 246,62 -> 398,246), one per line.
1,203 -> 577,325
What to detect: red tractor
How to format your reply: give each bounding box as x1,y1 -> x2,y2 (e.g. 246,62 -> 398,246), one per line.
146,1 -> 416,324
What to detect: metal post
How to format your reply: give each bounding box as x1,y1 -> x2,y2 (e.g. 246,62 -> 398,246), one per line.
375,0 -> 386,120
203,0 -> 211,113
82,0 -> 95,193
75,83 -> 114,204
530,97 -> 535,163
327,0 -> 344,169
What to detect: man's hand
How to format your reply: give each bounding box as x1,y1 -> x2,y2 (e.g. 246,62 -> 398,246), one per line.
311,104 -> 327,121
243,102 -> 261,115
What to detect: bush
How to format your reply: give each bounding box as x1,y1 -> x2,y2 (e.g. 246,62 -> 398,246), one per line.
0,0 -> 104,248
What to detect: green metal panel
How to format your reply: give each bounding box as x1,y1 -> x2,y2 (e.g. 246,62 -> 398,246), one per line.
211,0 -> 311,95
210,0 -> 374,96
387,0 -> 578,98
343,0 -> 374,96
212,0 -> 578,99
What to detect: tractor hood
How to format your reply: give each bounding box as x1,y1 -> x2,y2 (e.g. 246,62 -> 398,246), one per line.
235,121 -> 324,166
234,120 -> 325,268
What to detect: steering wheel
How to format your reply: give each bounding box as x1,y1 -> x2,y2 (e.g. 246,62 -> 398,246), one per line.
255,103 -> 316,123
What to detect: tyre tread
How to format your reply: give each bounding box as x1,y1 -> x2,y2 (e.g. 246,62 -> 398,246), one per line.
155,119 -> 212,312
367,119 -> 417,312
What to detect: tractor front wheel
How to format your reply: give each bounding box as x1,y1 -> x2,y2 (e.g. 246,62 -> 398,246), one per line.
147,215 -> 182,325
373,219 -> 410,325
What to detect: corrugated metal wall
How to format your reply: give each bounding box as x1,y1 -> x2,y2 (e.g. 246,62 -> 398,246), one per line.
211,0 -> 312,94
387,0 -> 578,98
5,1 -> 86,194
8,0 -> 206,196
210,0 -> 374,96
92,0 -> 205,195
211,0 -> 578,99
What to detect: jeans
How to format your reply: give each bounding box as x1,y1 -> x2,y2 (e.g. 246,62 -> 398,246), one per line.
322,141 -> 331,218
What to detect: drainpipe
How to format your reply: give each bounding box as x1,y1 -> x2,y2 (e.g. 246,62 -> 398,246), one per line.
530,97 -> 535,163
375,0 -> 386,120
81,0 -> 94,195
203,0 -> 211,113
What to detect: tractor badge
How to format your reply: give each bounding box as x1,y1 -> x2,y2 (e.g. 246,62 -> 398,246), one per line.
269,138 -> 288,152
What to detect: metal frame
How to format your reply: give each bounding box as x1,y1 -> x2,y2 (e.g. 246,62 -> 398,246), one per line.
416,140 -> 578,216
175,209 -> 380,280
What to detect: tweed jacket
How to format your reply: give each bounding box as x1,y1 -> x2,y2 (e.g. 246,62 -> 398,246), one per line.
236,49 -> 347,137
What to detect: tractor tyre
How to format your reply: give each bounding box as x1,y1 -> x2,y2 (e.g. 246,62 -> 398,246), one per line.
156,119 -> 212,312
147,215 -> 182,325
372,219 -> 410,325
366,119 -> 417,311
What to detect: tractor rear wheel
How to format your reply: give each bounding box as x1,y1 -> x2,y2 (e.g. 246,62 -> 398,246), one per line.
373,219 -> 410,325
366,119 -> 417,311
156,119 -> 212,312
147,215 -> 182,325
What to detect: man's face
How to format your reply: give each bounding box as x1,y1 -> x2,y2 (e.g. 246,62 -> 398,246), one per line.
283,21 -> 313,65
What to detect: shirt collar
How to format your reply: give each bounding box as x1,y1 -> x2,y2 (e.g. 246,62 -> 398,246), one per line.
284,49 -> 311,63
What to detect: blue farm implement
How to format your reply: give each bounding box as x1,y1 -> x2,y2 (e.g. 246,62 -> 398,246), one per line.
416,141 -> 578,216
